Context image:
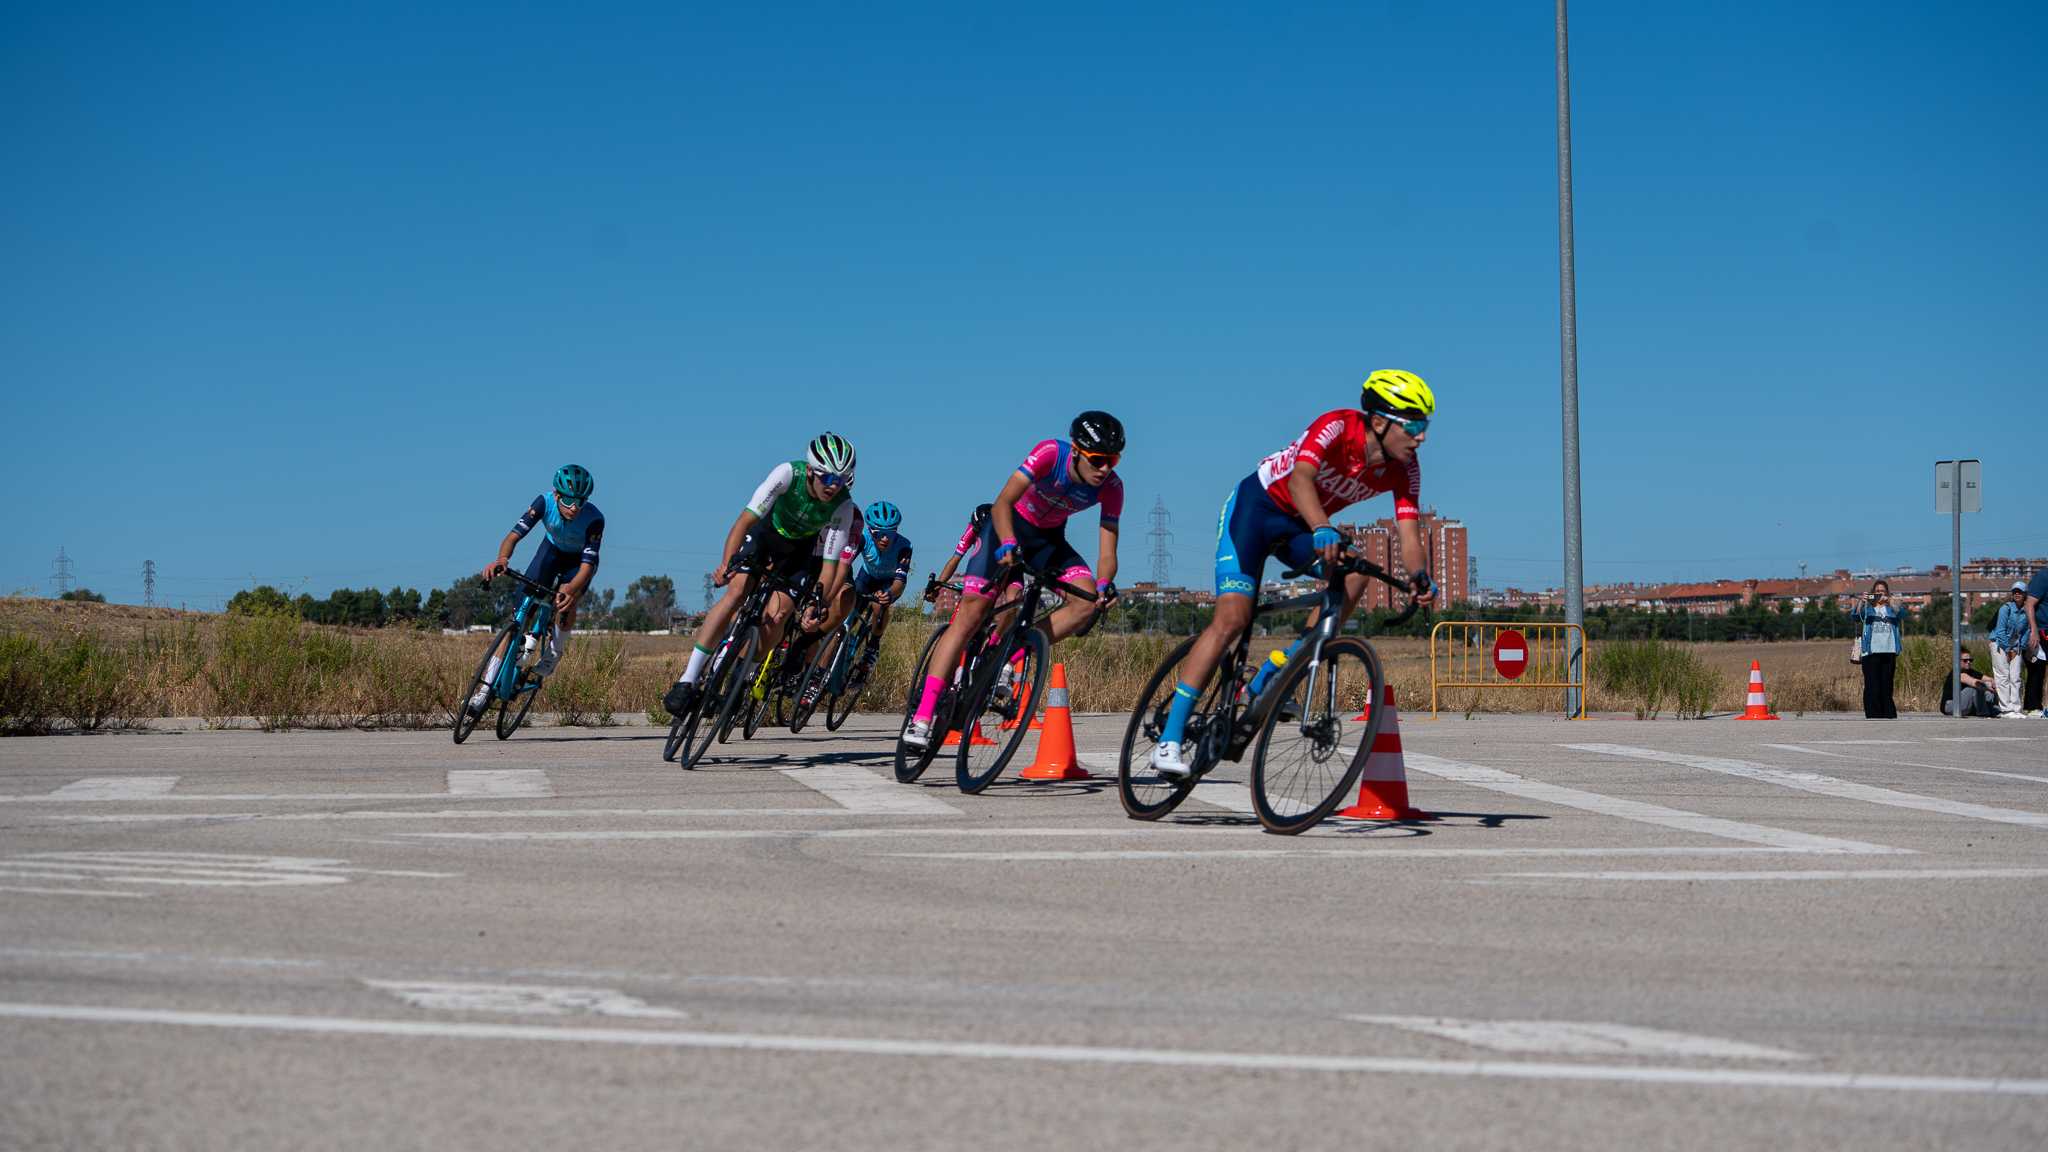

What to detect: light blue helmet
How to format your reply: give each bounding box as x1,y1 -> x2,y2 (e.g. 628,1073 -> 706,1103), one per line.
863,500 -> 902,531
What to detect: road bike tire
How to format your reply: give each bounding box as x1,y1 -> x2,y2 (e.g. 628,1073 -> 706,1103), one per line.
1116,634 -> 1205,820
1249,636 -> 1385,835
682,634 -> 751,769
709,641 -> 756,752
453,622 -> 518,745
894,626 -> 948,784
741,684 -> 767,740
823,618 -> 873,732
956,627 -> 1048,794
495,671 -> 541,740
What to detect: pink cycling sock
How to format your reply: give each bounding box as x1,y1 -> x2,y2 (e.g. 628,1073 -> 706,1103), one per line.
1008,644 -> 1027,665
913,674 -> 945,724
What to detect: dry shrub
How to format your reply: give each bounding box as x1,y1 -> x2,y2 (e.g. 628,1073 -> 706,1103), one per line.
1591,639 -> 1726,719
550,636 -> 624,726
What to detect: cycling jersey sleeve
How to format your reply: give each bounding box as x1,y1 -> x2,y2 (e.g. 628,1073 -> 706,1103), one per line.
512,495 -> 547,538
819,500 -> 858,565
1098,476 -> 1125,528
1391,455 -> 1421,522
1016,439 -> 1061,484
745,463 -> 796,519
580,514 -> 605,564
1293,411 -> 1351,471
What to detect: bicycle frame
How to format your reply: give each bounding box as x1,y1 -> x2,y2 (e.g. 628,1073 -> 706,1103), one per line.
490,569 -> 560,702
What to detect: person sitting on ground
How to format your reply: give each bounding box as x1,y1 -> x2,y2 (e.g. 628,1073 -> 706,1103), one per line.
1939,650 -> 1998,717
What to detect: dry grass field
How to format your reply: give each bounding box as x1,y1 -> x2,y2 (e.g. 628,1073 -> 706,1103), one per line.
0,598 -> 1986,733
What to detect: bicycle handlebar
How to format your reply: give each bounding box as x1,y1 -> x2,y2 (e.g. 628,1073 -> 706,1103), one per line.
1276,553 -> 1425,626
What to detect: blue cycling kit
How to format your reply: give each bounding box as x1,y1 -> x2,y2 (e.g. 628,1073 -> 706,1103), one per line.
512,494 -> 604,587
853,527 -> 914,596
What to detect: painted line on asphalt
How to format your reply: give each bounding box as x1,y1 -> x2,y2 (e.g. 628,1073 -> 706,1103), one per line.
1569,745 -> 2048,830
1806,740 -> 1912,746
447,770 -> 553,798
1477,868 -> 2048,884
1763,744 -> 2048,786
1927,736 -> 2040,743
775,765 -> 961,815
1403,754 -> 1903,855
0,885 -> 149,899
1346,1016 -> 1808,1061
48,777 -> 180,800
3,1002 -> 2043,1096
883,845 -> 1888,863
366,981 -> 686,1020
1075,745 -> 1259,815
1,791 -> 514,805
39,807 -> 964,825
398,826 -> 1261,843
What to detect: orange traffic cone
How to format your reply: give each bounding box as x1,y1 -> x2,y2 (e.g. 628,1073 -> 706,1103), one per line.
1021,663 -> 1089,781
943,722 -> 998,747
1338,685 -> 1434,820
1737,660 -> 1779,720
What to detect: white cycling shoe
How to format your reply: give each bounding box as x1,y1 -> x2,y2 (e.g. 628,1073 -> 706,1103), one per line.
1150,741 -> 1193,780
902,719 -> 934,749
465,687 -> 490,716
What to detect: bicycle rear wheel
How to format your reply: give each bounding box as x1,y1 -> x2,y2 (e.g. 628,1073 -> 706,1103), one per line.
452,622 -> 517,745
1117,634 -> 1205,820
1249,636 -> 1385,834
788,643 -> 827,734
894,626 -> 947,783
956,627 -> 1048,794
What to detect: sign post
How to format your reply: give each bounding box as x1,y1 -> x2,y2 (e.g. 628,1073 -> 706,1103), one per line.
1935,460 -> 1982,719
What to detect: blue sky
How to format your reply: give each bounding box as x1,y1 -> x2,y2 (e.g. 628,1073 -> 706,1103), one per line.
6,1 -> 2044,609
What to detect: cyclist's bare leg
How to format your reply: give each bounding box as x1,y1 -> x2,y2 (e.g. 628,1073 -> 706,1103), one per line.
915,594 -> 994,725
1172,593 -> 1254,694
815,585 -> 856,670
692,572 -> 756,650
761,589 -> 795,655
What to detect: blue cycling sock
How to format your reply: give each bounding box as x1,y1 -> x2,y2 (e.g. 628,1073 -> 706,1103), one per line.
1160,682 -> 1201,746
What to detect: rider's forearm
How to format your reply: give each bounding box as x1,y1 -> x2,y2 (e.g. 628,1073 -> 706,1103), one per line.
1287,467 -> 1332,531
991,475 -> 1028,545
564,564 -> 596,598
721,512 -> 758,571
1395,520 -> 1428,578
1095,528 -> 1119,585
494,531 -> 522,564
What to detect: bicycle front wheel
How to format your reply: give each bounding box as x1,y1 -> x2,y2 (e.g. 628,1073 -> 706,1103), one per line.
495,671 -> 541,740
956,628 -> 1048,794
453,622 -> 517,745
1117,634 -> 1205,820
682,634 -> 752,769
1249,636 -> 1385,835
894,626 -> 948,783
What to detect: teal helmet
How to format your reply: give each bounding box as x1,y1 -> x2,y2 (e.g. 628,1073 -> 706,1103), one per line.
863,500 -> 902,531
552,464 -> 594,502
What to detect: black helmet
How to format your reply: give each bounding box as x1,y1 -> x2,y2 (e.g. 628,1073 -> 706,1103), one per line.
1070,410 -> 1125,455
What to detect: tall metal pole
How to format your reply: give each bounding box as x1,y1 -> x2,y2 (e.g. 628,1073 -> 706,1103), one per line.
1951,466 -> 1962,720
1556,0 -> 1586,717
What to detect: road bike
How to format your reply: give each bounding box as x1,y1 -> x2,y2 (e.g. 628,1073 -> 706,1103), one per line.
453,568 -> 563,744
893,561 -> 1098,794
789,588 -> 890,733
1116,554 -> 1421,834
661,561 -> 809,768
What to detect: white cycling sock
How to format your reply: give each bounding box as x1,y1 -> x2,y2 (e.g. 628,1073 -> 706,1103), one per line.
681,645 -> 710,685
481,654 -> 502,687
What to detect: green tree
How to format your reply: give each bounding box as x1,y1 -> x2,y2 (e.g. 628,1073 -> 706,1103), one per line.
227,585 -> 297,616
57,588 -> 107,603
623,575 -> 676,625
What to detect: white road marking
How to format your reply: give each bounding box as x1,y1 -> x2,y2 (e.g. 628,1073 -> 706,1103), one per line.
776,766 -> 961,815
2,790 -> 489,804
1402,753 -> 1903,855
368,981 -> 686,1019
1480,868 -> 2048,884
400,826 -> 1255,843
446,770 -> 552,798
883,845 -> 1902,863
3,1002 -> 2043,1096
49,777 -> 179,800
1927,736 -> 2038,743
1806,740 -> 1912,745
0,885 -> 148,899
1763,745 -> 2048,786
1190,781 -> 1257,814
1347,1016 -> 1807,1061
39,807 -> 966,824
1569,745 -> 2048,830
0,852 -> 457,892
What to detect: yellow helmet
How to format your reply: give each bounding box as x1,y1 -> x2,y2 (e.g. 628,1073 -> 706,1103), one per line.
1360,369 -> 1434,419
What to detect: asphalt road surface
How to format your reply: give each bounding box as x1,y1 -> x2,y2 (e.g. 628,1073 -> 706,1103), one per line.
5,711 -> 2046,1150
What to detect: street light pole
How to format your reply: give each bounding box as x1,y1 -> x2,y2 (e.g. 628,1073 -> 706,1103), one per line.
1556,0 -> 1586,717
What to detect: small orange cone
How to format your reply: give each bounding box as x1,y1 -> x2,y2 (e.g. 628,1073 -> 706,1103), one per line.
1021,663 -> 1089,781
1338,685 -> 1434,820
943,722 -> 998,747
1737,660 -> 1779,720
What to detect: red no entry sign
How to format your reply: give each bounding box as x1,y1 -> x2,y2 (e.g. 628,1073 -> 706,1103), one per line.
1492,629 -> 1529,680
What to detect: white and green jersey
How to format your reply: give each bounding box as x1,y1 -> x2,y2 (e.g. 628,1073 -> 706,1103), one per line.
747,460 -> 857,562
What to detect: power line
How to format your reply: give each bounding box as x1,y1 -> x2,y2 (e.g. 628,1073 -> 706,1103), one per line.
142,560 -> 156,607
51,547 -> 73,596
1147,497 -> 1173,585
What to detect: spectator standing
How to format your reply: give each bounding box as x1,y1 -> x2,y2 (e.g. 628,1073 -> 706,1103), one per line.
1939,650 -> 1998,717
1990,581 -> 2031,717
1849,580 -> 1903,718
2025,566 -> 2048,717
